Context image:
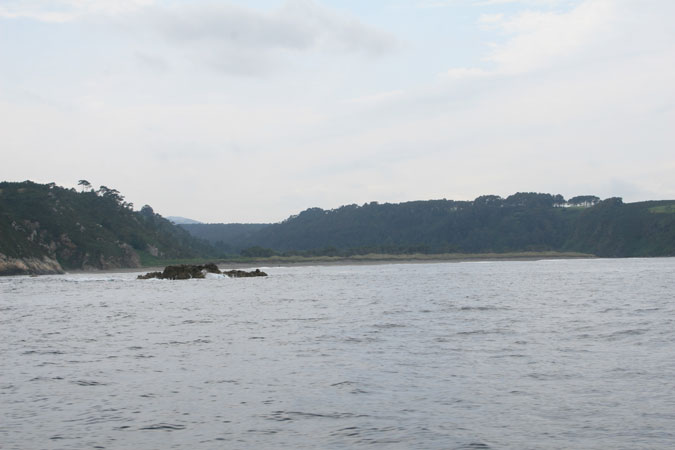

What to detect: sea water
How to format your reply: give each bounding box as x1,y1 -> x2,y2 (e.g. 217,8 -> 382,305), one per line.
1,258 -> 674,449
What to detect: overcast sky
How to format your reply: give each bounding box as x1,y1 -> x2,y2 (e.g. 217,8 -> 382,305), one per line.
1,0 -> 674,222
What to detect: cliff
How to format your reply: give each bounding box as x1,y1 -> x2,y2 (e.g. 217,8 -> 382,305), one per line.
0,253 -> 64,276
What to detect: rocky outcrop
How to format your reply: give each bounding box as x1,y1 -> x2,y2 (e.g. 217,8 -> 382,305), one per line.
0,253 -> 64,276
138,264 -> 267,280
222,269 -> 267,278
138,263 -> 221,280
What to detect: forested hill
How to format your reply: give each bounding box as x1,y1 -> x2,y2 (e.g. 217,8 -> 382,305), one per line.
0,181 -> 214,275
3,182 -> 673,276
182,193 -> 675,258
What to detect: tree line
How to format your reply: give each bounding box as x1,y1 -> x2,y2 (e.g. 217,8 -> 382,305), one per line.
182,193 -> 675,258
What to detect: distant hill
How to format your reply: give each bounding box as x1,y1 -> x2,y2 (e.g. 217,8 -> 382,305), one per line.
181,193 -> 675,258
0,181 -> 215,275
167,216 -> 203,225
179,223 -> 269,254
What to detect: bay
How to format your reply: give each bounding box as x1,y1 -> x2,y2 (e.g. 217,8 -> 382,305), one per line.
1,258 -> 674,449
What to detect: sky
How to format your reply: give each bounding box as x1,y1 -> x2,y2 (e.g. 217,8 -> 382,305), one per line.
1,0 -> 674,223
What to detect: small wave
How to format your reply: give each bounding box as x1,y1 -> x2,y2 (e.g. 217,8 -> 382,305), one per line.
161,339 -> 212,345
603,328 -> 649,340
634,308 -> 661,313
455,443 -> 492,450
204,379 -> 239,385
372,323 -> 406,329
490,353 -> 527,359
139,423 -> 186,431
456,330 -> 494,335
330,380 -> 368,394
330,381 -> 357,387
29,377 -> 50,382
246,428 -> 279,435
433,337 -> 456,344
272,317 -> 326,322
263,410 -> 368,422
71,380 -> 107,386
328,425 -> 406,444
459,306 -> 501,311
342,336 -> 381,343
59,275 -> 129,283
22,350 -> 66,355
331,426 -> 361,437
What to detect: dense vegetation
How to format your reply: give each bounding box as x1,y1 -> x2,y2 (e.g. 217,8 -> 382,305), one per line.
183,193 -> 675,258
566,198 -> 675,257
2,181 -> 674,274
0,181 -> 214,270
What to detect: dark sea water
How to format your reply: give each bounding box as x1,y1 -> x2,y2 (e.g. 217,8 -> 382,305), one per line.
1,258 -> 674,449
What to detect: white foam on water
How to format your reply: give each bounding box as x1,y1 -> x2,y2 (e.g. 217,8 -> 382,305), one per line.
205,272 -> 228,280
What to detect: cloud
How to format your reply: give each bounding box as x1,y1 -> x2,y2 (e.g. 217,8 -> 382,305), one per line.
1,1 -> 396,76
415,0 -> 578,8
0,0 -> 152,22
134,51 -> 170,72
3,0 -> 674,221
139,1 -> 396,75
483,0 -> 615,74
477,0 -> 577,5
441,0 -> 675,81
444,67 -> 492,79
295,0 -> 675,207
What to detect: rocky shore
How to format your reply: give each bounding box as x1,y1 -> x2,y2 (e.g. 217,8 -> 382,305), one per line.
0,253 -> 64,276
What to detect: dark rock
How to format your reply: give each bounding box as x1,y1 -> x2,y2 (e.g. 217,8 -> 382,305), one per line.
137,271 -> 163,280
137,264 -> 266,280
223,268 -> 267,278
137,263 -> 222,280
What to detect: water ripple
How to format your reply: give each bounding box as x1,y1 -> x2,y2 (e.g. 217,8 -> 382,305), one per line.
2,258 -> 674,449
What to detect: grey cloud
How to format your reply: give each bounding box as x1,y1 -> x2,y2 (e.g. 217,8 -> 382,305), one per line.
277,0 -> 396,55
150,3 -> 312,49
205,47 -> 279,77
138,0 -> 396,75
134,51 -> 170,72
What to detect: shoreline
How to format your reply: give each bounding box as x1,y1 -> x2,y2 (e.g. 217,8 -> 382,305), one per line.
63,252 -> 596,274
218,252 -> 596,269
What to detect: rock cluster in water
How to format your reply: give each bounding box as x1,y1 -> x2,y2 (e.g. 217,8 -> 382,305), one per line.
138,263 -> 267,280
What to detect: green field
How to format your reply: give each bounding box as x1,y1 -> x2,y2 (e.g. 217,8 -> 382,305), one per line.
140,251 -> 594,268
649,204 -> 675,214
